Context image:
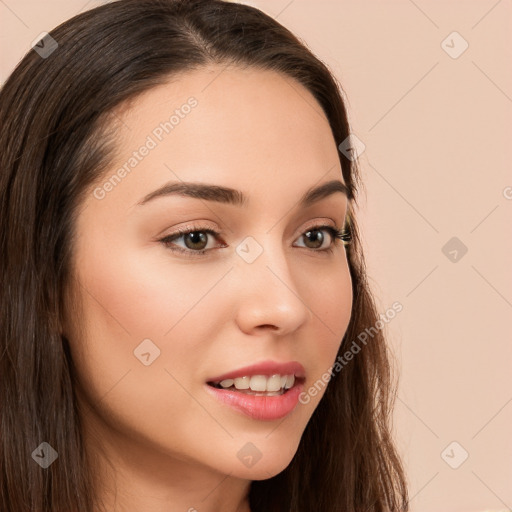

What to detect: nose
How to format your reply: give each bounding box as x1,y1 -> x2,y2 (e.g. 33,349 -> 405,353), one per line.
232,238 -> 313,336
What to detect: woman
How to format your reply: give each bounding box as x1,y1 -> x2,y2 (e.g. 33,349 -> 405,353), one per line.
0,0 -> 408,510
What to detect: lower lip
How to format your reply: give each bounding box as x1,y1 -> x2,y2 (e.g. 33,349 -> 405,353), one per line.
204,381 -> 304,421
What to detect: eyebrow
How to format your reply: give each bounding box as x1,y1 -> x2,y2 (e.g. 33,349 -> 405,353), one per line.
137,178 -> 352,208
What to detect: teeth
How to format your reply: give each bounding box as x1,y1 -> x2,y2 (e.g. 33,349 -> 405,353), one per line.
249,375 -> 267,391
266,374 -> 282,392
217,374 -> 296,392
284,375 -> 295,389
233,376 -> 250,389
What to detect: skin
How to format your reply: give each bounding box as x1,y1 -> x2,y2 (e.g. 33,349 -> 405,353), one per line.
62,65 -> 353,512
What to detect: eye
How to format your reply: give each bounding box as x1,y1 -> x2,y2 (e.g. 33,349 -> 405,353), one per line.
295,225 -> 348,252
159,226 -> 222,256
158,223 -> 351,258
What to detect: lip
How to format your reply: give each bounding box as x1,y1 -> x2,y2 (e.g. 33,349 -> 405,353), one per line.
206,360 -> 306,383
204,379 -> 305,421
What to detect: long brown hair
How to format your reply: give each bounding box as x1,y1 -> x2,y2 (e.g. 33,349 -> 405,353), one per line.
0,1 -> 409,510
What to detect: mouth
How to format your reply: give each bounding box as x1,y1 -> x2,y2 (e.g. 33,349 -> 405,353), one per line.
207,374 -> 306,396
205,360 -> 306,397
204,366 -> 307,421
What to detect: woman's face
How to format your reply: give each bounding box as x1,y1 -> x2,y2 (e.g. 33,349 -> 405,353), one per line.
64,66 -> 352,483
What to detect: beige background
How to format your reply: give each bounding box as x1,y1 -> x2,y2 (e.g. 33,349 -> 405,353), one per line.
1,1 -> 511,511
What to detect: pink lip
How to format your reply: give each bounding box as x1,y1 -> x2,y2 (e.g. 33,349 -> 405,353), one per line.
206,360 -> 306,382
204,380 -> 305,421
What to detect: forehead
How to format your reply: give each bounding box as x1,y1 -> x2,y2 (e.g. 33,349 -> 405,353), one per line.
92,66 -> 345,212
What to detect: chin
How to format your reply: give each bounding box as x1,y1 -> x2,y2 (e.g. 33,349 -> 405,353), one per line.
255,460 -> 293,480
226,438 -> 301,481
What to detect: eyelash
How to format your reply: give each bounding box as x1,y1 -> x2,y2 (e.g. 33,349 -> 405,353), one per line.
158,223 -> 351,258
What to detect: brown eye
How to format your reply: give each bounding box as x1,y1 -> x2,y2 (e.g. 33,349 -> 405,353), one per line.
181,231 -> 209,250
302,228 -> 327,249
294,225 -> 346,252
159,224 -> 348,259
160,227 -> 221,256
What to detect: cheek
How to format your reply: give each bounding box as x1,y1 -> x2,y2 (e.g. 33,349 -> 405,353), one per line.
317,258 -> 352,327
66,245 -> 240,465
72,227 -> 228,344
300,258 -> 352,402
71,249 -> 230,389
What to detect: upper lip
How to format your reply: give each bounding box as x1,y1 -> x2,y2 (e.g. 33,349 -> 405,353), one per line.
207,360 -> 306,383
